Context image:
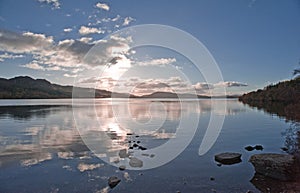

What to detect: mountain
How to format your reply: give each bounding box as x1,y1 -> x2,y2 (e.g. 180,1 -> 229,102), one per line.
0,76 -> 131,99
140,91 -> 211,99
239,77 -> 300,121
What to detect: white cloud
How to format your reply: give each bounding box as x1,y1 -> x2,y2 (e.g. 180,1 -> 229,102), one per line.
78,26 -> 105,35
83,35 -> 132,67
0,30 -> 133,74
46,65 -> 62,71
64,73 -> 77,78
0,30 -> 54,54
83,76 -> 191,95
21,62 -> 64,71
38,0 -> 60,9
193,82 -> 214,91
135,58 -> 176,66
123,17 -> 134,26
63,28 -> 72,33
78,37 -> 93,43
80,75 -> 248,96
95,2 -> 110,11
22,62 -> 45,71
112,15 -> 121,22
215,81 -> 248,87
0,53 -> 24,62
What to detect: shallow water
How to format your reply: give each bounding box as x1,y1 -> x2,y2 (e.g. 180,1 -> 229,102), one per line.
0,99 -> 294,192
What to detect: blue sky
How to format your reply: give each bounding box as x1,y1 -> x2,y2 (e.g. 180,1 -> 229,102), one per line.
0,0 -> 299,95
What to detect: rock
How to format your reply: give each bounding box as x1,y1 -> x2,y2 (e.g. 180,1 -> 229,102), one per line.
119,165 -> 126,171
129,157 -> 143,167
214,152 -> 242,165
138,146 -> 147,150
108,176 -> 121,188
245,146 -> 255,151
133,143 -> 139,148
250,173 -> 300,192
210,177 -> 215,181
118,149 -> 128,158
249,153 -> 296,181
254,145 -> 263,151
245,145 -> 264,151
281,147 -> 288,152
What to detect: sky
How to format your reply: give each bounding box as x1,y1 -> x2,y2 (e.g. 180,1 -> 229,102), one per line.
0,0 -> 299,96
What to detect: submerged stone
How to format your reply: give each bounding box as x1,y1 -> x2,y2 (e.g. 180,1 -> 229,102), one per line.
119,165 -> 126,171
129,157 -> 143,167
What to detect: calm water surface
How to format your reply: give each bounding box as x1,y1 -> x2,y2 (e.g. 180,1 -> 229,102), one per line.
0,99 -> 294,193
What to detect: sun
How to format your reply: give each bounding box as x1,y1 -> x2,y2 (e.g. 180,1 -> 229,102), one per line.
105,56 -> 131,80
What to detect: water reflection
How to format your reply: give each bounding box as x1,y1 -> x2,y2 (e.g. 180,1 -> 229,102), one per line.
0,99 -> 245,168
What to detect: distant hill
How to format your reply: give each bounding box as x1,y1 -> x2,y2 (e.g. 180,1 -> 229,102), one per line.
140,91 -> 211,99
239,77 -> 300,121
0,76 -> 238,99
0,76 -> 130,99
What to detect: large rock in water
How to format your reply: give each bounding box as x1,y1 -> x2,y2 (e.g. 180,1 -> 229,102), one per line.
214,152 -> 242,165
249,153 -> 297,181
